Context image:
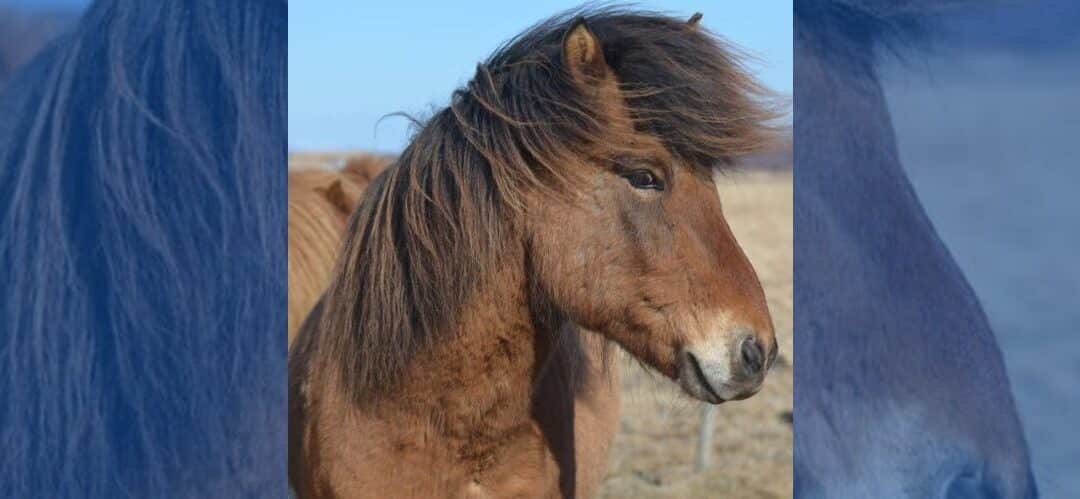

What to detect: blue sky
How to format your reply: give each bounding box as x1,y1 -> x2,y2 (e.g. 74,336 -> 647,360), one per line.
289,1 -> 792,152
0,0 -> 87,8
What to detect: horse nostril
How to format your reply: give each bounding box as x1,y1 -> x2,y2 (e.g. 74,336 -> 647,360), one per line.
739,336 -> 766,377
941,470 -> 1000,499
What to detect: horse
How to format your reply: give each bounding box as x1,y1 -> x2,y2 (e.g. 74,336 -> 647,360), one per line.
288,156 -> 390,343
289,8 -> 780,498
339,154 -> 395,188
793,1 -> 1037,497
0,1 -> 287,497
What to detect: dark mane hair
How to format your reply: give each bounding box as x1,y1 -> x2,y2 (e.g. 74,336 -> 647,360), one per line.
794,0 -> 974,75
0,1 -> 286,496
311,6 -> 777,404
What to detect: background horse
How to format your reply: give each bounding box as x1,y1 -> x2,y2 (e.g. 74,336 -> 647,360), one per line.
794,1 -> 1037,497
0,1 -> 286,496
288,156 -> 390,343
290,9 -> 779,498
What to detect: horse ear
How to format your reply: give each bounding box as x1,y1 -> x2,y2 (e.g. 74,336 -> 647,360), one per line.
562,17 -> 609,84
686,12 -> 703,30
317,179 -> 362,218
341,155 -> 388,188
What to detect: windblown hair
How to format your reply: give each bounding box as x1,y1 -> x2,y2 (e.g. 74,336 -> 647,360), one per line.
794,0 -> 974,74
0,1 -> 286,497
307,7 -> 777,404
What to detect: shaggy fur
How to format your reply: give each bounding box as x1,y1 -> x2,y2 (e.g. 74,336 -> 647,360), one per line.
0,1 -> 286,496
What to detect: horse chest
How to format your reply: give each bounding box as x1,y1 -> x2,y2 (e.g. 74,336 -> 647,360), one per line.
459,428 -> 563,499
305,400 -> 560,498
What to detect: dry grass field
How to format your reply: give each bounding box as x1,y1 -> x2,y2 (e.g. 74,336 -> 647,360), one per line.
289,153 -> 792,498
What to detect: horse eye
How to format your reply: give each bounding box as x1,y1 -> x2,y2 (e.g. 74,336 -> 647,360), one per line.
622,169 -> 664,191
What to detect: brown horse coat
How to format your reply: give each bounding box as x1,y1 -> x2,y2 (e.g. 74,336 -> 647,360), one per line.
290,154 -> 619,498
292,297 -> 620,498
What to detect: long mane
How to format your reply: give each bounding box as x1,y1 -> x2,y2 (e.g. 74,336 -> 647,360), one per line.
0,1 -> 286,496
311,6 -> 777,404
794,0 -> 975,75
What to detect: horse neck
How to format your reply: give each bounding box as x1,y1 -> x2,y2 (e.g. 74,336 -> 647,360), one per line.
383,246 -> 557,440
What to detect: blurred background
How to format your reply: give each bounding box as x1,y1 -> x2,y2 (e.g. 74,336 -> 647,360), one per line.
881,1 -> 1080,494
289,0 -> 791,153
289,1 -> 792,498
0,0 -> 83,89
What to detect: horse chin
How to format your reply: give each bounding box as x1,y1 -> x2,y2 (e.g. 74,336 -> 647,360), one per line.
680,378 -> 727,405
676,352 -> 727,404
676,349 -> 763,404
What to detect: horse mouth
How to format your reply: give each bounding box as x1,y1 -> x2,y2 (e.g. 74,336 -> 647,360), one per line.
678,348 -> 765,404
681,351 -> 727,404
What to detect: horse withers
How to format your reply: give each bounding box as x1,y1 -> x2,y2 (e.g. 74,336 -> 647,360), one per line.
290,9 -> 779,498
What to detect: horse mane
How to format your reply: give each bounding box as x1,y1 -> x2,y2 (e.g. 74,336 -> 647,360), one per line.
314,6 -> 778,404
794,0 -> 975,74
0,1 -> 286,496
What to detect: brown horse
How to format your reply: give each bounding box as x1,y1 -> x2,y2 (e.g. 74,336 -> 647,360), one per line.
288,156 -> 390,343
290,9 -> 779,498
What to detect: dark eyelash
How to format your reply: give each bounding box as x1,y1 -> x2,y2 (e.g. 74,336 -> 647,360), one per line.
622,169 -> 665,191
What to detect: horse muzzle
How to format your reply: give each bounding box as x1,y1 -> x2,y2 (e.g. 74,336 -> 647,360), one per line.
677,333 -> 775,404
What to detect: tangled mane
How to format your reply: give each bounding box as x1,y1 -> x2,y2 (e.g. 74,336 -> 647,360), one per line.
0,1 -> 286,496
794,0 -> 975,75
311,6 -> 777,404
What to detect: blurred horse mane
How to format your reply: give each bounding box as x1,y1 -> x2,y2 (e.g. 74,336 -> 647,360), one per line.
794,0 -> 974,73
288,155 -> 390,343
0,1 -> 286,496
